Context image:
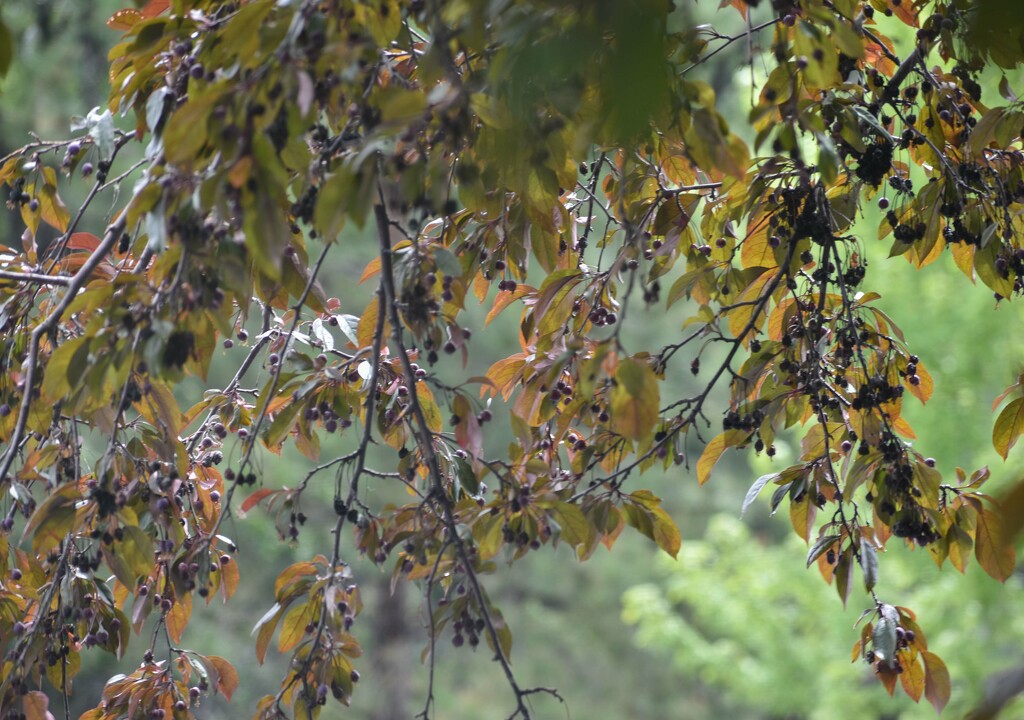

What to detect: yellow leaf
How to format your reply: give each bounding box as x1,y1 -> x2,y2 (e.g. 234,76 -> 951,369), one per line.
950,241 -> 975,281
975,507 -> 1016,582
356,296 -> 380,350
279,600 -> 315,653
740,215 -> 778,269
993,396 -> 1024,459
899,653 -> 925,702
726,269 -> 774,341
482,353 -> 527,400
649,505 -> 681,559
38,183 -> 69,233
696,429 -> 750,486
609,358 -> 660,441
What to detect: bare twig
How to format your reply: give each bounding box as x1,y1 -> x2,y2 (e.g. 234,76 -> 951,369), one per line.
374,198 -> 537,719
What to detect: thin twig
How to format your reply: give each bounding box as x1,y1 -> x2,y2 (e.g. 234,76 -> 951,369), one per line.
0,270 -> 71,286
0,215 -> 125,484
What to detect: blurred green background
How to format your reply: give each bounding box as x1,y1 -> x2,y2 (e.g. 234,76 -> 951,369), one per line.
2,2 -> 1023,718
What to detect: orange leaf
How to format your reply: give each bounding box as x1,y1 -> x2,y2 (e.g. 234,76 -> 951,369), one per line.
274,561 -> 318,600
356,296 -> 381,349
166,593 -> 192,644
240,489 -> 276,514
899,652 -> 925,702
904,360 -> 933,404
252,603 -> 283,665
219,554 -> 240,602
207,655 -> 239,701
486,285 -> 532,326
358,256 -> 382,284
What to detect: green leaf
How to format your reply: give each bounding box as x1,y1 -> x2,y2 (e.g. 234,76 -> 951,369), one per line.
862,541 -> 878,591
806,534 -> 840,567
551,501 -> 594,553
264,399 -> 303,450
22,483 -> 79,554
0,20 -> 13,82
113,526 -> 156,588
162,86 -> 226,169
873,612 -> 898,664
816,133 -> 839,184
993,396 -> 1024,459
42,336 -> 89,402
245,187 -> 292,281
88,108 -> 116,163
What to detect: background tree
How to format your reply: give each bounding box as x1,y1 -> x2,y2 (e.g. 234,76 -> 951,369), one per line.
0,1 -> 1022,719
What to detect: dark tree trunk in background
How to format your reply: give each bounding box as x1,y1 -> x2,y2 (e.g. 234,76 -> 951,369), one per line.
368,577 -> 412,720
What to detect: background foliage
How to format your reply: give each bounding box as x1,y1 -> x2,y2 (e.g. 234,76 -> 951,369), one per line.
1,1 -> 1023,719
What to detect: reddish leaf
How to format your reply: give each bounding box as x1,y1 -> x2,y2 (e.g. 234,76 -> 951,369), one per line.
922,651 -> 951,713
240,488 -> 277,514
67,232 -> 101,251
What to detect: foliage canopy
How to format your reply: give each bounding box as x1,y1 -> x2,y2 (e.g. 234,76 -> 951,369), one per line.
1,0 -> 1023,718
